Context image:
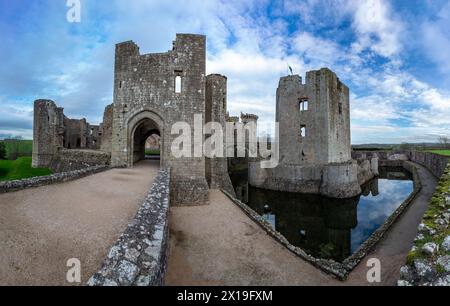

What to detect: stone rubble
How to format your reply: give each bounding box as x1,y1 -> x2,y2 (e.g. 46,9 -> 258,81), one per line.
398,162 -> 450,286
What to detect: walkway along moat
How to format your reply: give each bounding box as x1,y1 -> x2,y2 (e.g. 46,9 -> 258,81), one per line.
231,166 -> 414,263
226,162 -> 421,280
165,162 -> 438,285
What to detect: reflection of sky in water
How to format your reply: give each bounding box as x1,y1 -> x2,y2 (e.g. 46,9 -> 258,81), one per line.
230,168 -> 414,262
350,179 -> 413,253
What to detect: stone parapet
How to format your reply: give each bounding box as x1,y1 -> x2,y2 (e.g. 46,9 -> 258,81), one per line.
0,165 -> 108,194
88,167 -> 171,286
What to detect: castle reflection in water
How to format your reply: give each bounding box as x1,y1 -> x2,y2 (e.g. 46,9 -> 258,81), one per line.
230,166 -> 413,262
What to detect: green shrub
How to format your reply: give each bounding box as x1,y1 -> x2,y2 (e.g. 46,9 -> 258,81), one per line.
3,139 -> 33,160
0,142 -> 6,160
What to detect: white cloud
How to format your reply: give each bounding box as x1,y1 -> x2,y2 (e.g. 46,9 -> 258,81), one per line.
421,2 -> 450,74
293,32 -> 345,66
350,0 -> 403,58
0,0 -> 449,144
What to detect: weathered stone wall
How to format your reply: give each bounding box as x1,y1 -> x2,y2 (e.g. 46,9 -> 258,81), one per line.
110,34 -> 210,205
49,149 -> 110,173
32,100 -> 64,168
226,113 -> 260,174
352,151 -> 449,179
410,151 -> 449,179
0,165 -> 108,194
88,168 -> 171,286
63,117 -> 88,149
100,104 -> 113,153
355,155 -> 379,186
205,74 -> 235,195
277,68 -> 351,166
249,161 -> 361,198
250,68 -> 360,198
32,100 -> 113,169
86,124 -> 101,150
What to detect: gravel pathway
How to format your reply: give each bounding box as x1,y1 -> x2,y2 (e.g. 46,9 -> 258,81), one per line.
0,160 -> 159,286
166,163 -> 438,286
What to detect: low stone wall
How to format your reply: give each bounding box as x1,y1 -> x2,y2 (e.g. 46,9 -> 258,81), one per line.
0,165 -> 108,194
225,160 -> 422,280
352,150 -> 449,179
398,162 -> 450,286
87,167 -> 171,286
410,151 -> 449,179
49,149 -> 111,173
352,150 -> 410,161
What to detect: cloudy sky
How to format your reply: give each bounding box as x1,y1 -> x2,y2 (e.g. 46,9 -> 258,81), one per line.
0,0 -> 449,143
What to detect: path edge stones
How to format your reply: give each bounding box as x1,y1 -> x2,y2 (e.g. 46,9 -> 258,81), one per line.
87,167 -> 171,286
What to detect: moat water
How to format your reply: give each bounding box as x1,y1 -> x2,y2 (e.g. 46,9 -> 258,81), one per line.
229,166 -> 414,262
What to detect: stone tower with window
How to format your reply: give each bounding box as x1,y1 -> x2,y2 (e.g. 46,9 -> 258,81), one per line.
249,68 -> 361,198
276,68 -> 352,166
110,34 -> 232,205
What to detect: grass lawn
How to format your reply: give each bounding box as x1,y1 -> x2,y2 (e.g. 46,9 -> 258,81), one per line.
0,157 -> 52,182
427,150 -> 450,156
145,149 -> 161,156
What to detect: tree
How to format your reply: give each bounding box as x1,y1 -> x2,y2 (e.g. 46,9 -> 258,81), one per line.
438,136 -> 450,149
398,142 -> 412,151
0,142 -> 6,160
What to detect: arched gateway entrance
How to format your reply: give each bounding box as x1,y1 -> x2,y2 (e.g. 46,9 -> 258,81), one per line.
127,111 -> 164,168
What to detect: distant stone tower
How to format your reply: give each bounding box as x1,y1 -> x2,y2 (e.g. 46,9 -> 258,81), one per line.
32,100 -> 64,168
249,68 -> 361,198
205,74 -> 235,195
240,113 -> 259,125
240,113 -> 258,158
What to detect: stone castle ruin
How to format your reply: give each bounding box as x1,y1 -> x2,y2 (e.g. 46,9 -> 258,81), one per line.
32,100 -> 112,172
32,34 -> 235,205
249,68 -> 373,198
32,33 -> 374,204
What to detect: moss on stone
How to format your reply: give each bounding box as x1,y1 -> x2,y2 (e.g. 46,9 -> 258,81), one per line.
405,162 -> 450,271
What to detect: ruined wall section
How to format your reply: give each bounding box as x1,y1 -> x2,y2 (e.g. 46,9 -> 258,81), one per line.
205,74 -> 235,195
63,117 -> 87,149
86,124 -> 101,150
240,113 -> 259,159
311,69 -> 351,164
33,99 -> 112,171
100,104 -> 113,153
276,75 -> 308,165
111,34 -> 209,205
276,68 -> 351,166
50,149 -> 110,173
32,100 -> 64,168
251,68 -> 360,198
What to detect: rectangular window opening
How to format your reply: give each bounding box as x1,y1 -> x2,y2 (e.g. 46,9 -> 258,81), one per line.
299,99 -> 309,111
175,75 -> 182,93
300,125 -> 306,138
